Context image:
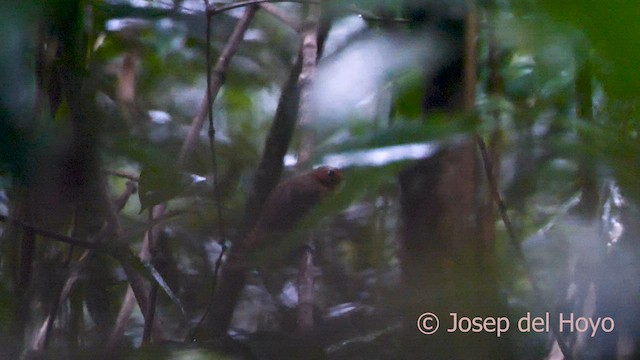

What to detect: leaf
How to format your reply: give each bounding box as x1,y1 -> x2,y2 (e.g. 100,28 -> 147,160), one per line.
317,113 -> 477,158
143,261 -> 187,319
537,0 -> 640,98
107,243 -> 186,321
138,165 -> 185,212
394,69 -> 425,119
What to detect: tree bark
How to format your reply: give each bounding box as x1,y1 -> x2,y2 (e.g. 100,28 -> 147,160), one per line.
396,3 -> 513,358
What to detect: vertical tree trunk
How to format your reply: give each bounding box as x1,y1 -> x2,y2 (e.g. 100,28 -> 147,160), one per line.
396,3 -> 513,358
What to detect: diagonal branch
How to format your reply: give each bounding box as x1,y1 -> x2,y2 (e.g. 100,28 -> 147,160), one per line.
177,4 -> 259,167
141,205 -> 166,345
471,6 -> 570,358
0,210 -> 186,253
241,11 -> 331,232
0,214 -> 100,250
183,0 -> 259,340
30,180 -> 142,351
476,135 -> 573,359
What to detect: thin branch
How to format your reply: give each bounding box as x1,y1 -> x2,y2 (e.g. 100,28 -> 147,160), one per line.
486,11 -> 503,95
177,3 -> 259,167
162,0 -> 406,25
575,57 -> 598,218
294,0 -> 321,338
477,9 -> 503,262
475,135 -> 573,359
476,137 -> 519,257
206,0 -> 233,291
105,169 -> 140,182
113,181 -> 138,212
142,285 -> 159,344
32,250 -> 89,351
463,4 -> 478,111
108,206 -> 176,346
295,1 -> 322,168
298,2 -> 321,105
259,3 -> 302,32
108,288 -> 136,347
207,0 -> 320,16
0,211 -> 186,253
296,244 -> 315,335
470,5 -> 570,357
0,214 -> 99,250
141,205 -> 166,345
189,2 -> 259,340
31,182 -> 142,351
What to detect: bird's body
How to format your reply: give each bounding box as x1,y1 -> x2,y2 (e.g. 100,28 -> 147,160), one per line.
197,166 -> 343,339
243,166 -> 343,250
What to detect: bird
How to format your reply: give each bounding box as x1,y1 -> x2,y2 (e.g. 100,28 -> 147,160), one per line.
196,166 -> 344,339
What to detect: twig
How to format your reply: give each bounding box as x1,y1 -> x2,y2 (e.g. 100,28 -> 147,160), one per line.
177,2 -> 259,167
475,135 -> 573,359
16,210 -> 35,300
259,3 -> 302,32
205,0 -> 233,292
189,2 -> 259,340
109,206 -> 170,348
207,0 -> 320,16
113,181 -> 138,212
463,5 -> 478,111
486,10 -> 503,95
470,6 -> 570,357
33,250 -> 89,351
0,214 -> 99,250
31,182 -> 142,351
142,285 -> 159,344
292,2 -> 321,335
0,210 -> 186,254
575,57 -> 598,218
141,205 -> 166,345
296,244 -> 315,335
477,8 -> 503,261
108,288 -> 136,347
104,169 -> 140,182
107,209 -> 187,346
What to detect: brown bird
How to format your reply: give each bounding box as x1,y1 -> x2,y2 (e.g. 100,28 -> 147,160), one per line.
196,166 -> 343,339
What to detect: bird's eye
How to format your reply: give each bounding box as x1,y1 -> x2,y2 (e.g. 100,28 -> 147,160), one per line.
327,169 -> 335,178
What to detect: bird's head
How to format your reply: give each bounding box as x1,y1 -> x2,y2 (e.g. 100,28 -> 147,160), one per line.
312,166 -> 344,189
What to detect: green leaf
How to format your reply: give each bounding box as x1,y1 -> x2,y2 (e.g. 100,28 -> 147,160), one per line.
106,243 -> 185,320
394,69 -> 424,119
138,165 -> 184,212
537,0 -> 640,98
316,113 -> 477,158
143,261 -> 187,319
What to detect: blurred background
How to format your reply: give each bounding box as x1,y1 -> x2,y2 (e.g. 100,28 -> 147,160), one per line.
1,0 -> 639,359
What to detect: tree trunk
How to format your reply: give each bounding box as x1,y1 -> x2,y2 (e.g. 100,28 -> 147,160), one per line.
396,3 -> 513,358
